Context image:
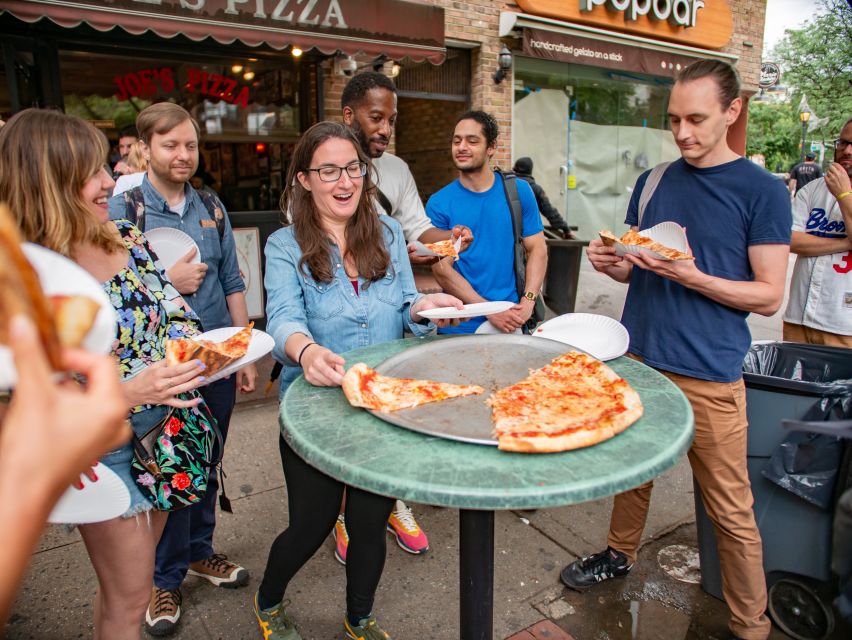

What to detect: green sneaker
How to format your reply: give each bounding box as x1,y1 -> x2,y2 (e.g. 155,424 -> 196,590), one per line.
344,615 -> 391,640
253,592 -> 302,640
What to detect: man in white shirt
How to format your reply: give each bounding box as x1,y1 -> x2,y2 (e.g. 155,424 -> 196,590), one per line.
783,117 -> 852,347
341,72 -> 472,255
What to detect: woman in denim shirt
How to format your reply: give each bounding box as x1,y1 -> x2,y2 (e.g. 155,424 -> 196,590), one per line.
256,122 -> 461,640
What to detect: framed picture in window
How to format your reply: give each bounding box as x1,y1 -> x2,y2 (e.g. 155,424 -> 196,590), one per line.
232,227 -> 264,319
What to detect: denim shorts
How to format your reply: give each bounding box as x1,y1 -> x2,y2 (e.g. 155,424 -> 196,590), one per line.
98,405 -> 172,519
100,442 -> 156,518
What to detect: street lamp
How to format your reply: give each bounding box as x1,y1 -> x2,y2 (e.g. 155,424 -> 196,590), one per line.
799,107 -> 811,162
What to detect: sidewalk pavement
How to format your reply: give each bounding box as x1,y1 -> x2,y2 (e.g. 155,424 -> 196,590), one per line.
7,255 -> 819,640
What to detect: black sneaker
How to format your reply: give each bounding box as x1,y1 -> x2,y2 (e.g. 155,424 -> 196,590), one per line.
560,547 -> 633,591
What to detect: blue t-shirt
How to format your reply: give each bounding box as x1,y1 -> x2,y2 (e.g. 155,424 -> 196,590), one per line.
623,157 -> 791,382
426,173 -> 543,334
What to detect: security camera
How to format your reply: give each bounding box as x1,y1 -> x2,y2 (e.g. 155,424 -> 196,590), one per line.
336,56 -> 358,76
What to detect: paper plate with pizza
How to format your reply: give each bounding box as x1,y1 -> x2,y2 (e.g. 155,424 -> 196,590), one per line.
599,222 -> 693,261
340,335 -> 643,453
0,205 -> 118,389
165,324 -> 274,385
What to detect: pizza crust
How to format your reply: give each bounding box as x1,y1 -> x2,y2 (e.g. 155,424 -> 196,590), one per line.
341,362 -> 375,409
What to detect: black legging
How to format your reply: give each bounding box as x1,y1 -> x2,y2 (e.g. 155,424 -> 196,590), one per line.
259,434 -> 395,618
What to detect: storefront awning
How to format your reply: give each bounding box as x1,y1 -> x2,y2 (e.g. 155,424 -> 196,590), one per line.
0,0 -> 446,63
501,12 -> 736,78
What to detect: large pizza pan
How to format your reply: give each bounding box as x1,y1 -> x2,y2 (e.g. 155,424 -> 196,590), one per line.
369,334 -> 581,445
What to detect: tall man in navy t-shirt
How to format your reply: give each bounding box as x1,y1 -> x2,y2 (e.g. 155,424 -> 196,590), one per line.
560,61 -> 791,640
427,111 -> 547,334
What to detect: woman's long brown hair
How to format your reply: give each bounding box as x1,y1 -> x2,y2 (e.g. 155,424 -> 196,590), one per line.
280,121 -> 390,286
0,109 -> 122,257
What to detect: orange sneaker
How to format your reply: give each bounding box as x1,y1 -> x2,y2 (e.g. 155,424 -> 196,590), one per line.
387,501 -> 429,555
332,514 -> 349,565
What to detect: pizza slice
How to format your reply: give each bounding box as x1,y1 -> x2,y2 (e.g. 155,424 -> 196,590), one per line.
423,239 -> 459,261
599,228 -> 693,261
164,324 -> 254,375
49,295 -> 101,348
0,204 -> 63,369
206,322 -> 253,359
342,362 -> 484,412
488,352 -> 643,453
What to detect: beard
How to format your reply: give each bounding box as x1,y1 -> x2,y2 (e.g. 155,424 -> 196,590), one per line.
350,120 -> 381,158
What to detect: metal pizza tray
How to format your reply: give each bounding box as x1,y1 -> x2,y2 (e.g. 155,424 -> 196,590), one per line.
370,335 -> 580,446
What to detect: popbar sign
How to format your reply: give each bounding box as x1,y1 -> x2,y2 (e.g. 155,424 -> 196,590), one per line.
581,0 -> 705,28
514,0 -> 733,49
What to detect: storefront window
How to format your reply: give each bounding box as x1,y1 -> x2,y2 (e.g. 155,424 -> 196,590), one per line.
513,56 -> 679,239
59,49 -> 302,211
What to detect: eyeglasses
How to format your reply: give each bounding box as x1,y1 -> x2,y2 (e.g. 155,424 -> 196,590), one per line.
834,138 -> 852,151
305,161 -> 367,182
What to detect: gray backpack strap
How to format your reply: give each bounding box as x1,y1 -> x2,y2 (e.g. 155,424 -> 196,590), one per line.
637,161 -> 671,228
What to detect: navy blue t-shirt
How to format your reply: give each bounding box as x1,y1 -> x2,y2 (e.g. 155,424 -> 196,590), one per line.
426,173 -> 543,334
623,158 -> 791,382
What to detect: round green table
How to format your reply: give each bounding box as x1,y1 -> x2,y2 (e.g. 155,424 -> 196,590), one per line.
280,337 -> 694,640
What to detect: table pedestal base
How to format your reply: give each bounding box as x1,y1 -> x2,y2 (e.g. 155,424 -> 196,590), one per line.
460,509 -> 495,640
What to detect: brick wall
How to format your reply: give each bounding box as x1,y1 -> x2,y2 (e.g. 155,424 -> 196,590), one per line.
396,97 -> 466,201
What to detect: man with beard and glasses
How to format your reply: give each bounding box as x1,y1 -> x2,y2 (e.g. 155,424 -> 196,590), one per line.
108,102 -> 257,638
341,72 -> 472,263
783,117 -> 852,347
426,111 -> 547,335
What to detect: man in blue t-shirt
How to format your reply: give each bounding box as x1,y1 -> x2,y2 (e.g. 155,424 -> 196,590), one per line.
426,111 -> 546,334
560,61 -> 791,640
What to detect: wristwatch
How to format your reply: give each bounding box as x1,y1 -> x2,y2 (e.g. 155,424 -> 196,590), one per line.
524,291 -> 538,301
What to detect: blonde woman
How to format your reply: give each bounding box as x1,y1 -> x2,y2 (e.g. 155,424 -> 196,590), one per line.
113,140 -> 148,196
0,109 -> 207,640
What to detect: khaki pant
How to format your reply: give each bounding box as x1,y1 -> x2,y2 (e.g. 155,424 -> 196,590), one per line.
783,321 -> 852,348
607,364 -> 770,640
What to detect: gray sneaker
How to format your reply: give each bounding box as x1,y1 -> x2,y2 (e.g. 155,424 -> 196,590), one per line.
344,615 -> 391,640
253,591 -> 302,640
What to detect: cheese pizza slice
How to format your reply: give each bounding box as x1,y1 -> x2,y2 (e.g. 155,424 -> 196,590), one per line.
342,362 -> 484,412
423,239 -> 459,261
488,352 -> 643,453
599,228 -> 693,261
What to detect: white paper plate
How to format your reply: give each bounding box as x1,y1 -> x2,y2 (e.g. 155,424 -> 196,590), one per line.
614,221 -> 689,262
533,313 -> 629,361
144,227 -> 201,270
474,320 -> 522,335
418,300 -> 514,320
48,462 -> 131,524
0,243 -> 118,389
193,326 -> 274,384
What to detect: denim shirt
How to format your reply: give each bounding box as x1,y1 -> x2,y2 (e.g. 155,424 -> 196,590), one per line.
264,215 -> 432,398
108,175 -> 244,331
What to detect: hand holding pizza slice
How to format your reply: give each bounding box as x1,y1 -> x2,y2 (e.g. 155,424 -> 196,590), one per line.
0,204 -> 101,371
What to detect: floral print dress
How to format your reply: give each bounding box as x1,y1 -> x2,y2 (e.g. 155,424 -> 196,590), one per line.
100,220 -> 212,512
105,220 -> 200,412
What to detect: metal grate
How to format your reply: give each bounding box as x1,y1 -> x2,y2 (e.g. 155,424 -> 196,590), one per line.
396,48 -> 470,100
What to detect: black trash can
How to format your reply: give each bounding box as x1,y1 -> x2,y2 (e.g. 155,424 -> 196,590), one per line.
542,234 -> 588,316
695,342 -> 852,638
